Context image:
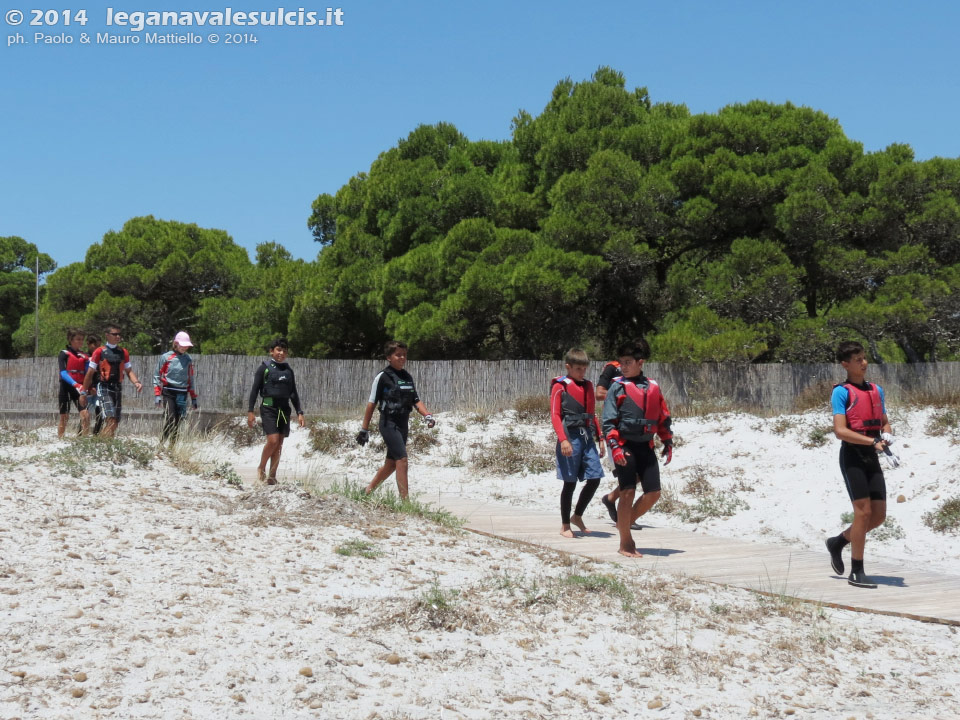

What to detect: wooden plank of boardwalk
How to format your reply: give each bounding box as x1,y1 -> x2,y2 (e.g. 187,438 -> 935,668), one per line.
432,493 -> 960,626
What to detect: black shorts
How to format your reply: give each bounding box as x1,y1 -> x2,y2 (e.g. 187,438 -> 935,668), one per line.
613,440 -> 661,493
379,414 -> 409,460
58,383 -> 82,414
261,404 -> 292,437
840,443 -> 886,501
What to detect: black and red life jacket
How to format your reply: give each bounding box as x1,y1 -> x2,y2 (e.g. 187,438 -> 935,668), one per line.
838,381 -> 883,437
97,345 -> 127,385
612,376 -> 665,442
62,347 -> 88,384
551,376 -> 595,431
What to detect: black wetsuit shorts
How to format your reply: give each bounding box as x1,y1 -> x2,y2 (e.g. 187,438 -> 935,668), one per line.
58,384 -> 82,414
261,402 -> 292,437
840,442 -> 886,502
379,413 -> 409,460
613,440 -> 661,493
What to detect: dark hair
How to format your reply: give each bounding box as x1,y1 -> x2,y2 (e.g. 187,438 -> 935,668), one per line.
268,337 -> 289,351
105,324 -> 120,334
67,328 -> 84,342
616,338 -> 650,361
384,340 -> 408,358
836,340 -> 865,363
564,348 -> 589,366
86,334 -> 100,346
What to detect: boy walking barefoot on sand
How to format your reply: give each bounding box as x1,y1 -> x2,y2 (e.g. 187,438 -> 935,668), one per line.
825,341 -> 897,589
600,340 -> 673,558
551,348 -> 605,538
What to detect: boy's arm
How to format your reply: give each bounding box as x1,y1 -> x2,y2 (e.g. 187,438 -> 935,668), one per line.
549,383 -> 568,442
600,385 -> 620,439
361,402 -> 376,430
153,353 -> 165,396
657,393 -> 673,444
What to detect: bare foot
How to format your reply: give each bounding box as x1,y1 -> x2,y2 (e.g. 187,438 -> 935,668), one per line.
570,515 -> 590,534
560,526 -> 575,538
266,476 -> 277,486
618,547 -> 643,558
257,468 -> 267,483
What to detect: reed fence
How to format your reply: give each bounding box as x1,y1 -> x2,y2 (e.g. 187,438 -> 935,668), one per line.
3,355 -> 960,417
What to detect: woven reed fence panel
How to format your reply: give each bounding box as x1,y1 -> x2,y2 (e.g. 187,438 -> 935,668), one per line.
2,356 -> 959,415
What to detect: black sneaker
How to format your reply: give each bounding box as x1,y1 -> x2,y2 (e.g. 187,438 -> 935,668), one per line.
601,493 -> 618,523
825,537 -> 844,576
848,570 -> 877,589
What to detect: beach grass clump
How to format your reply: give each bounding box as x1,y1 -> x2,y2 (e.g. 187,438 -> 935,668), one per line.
679,492 -> 748,524
407,414 -> 440,454
308,419 -> 352,454
925,409 -> 960,437
513,394 -> 550,423
792,380 -> 835,413
923,496 -> 960,534
802,425 -> 832,448
204,461 -> 243,487
416,578 -> 460,626
564,573 -> 635,612
471,431 -> 553,475
218,418 -> 261,448
46,436 -> 153,477
335,539 -> 382,559
324,479 -> 462,529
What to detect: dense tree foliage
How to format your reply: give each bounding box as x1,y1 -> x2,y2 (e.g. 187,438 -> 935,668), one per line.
17,217 -> 251,355
12,68 -> 960,361
294,67 -> 960,361
0,236 -> 55,358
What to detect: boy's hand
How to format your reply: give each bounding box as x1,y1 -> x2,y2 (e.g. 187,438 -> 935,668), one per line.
356,429 -> 369,446
560,440 -> 573,457
424,414 -> 436,429
598,441 -> 605,459
661,440 -> 673,465
881,432 -> 895,446
247,411 -> 256,429
611,445 -> 627,466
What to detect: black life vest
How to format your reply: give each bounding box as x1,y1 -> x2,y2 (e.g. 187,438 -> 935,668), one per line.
261,361 -> 295,402
612,376 -> 664,442
379,367 -> 417,416
550,376 -> 595,431
97,345 -> 126,386
837,381 -> 883,437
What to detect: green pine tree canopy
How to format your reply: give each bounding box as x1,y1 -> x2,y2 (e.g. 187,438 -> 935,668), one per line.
12,67 -> 960,361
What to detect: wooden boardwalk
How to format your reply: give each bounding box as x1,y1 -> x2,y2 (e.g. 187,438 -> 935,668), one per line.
236,468 -> 960,626
433,494 -> 960,626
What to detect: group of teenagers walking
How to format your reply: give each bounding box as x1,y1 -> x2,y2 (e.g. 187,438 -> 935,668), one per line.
57,328 -> 895,589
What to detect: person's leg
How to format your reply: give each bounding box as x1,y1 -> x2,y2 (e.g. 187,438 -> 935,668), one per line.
160,393 -> 178,443
57,386 -> 72,438
58,413 -> 69,439
394,457 -> 409,500
616,488 -> 641,557
366,459 -> 397,494
560,481 -> 576,537
629,445 -> 662,524
259,434 -> 281,481
268,436 -> 284,481
867,499 -> 887,531
571,478 -> 601,534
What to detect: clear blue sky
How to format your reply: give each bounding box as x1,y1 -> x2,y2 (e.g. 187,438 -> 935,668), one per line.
2,1 -> 958,269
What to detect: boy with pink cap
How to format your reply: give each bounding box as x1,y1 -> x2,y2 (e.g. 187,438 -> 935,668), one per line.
154,331 -> 199,444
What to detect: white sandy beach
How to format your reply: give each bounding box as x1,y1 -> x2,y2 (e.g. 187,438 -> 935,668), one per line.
2,408 -> 959,719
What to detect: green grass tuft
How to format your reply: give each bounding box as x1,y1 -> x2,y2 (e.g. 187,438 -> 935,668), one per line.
324,479 -> 463,528
923,496 -> 960,534
335,539 -> 382,558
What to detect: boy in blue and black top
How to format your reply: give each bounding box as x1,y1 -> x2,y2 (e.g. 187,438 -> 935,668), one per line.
825,340 -> 897,589
357,340 -> 435,501
247,337 -> 304,484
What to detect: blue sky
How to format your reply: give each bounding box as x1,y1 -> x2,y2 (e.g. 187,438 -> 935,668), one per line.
2,1 -> 959,269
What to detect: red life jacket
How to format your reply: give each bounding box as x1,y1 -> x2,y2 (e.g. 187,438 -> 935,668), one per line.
551,376 -> 595,430
612,376 -> 664,442
838,381 -> 883,437
63,348 -> 88,384
604,360 -> 620,371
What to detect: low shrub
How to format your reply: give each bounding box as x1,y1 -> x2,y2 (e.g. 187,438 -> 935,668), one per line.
926,409 -> 960,438
308,420 -> 352,454
923,497 -> 960,534
513,395 -> 550,423
470,432 -> 553,475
